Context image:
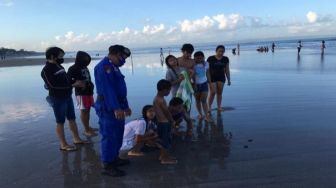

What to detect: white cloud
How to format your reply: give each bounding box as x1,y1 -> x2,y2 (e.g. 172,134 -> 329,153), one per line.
0,0 -> 14,7
306,11 -> 318,23
180,16 -> 215,32
55,36 -> 61,41
143,24 -> 165,34
213,14 -> 244,30
34,12 -> 335,51
287,11 -> 335,34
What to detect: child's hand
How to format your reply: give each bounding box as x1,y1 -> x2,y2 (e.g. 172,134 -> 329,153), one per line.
178,74 -> 185,82
114,109 -> 125,120
73,80 -> 85,88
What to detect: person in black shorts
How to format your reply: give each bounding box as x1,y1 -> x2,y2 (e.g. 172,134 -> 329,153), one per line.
207,45 -> 231,113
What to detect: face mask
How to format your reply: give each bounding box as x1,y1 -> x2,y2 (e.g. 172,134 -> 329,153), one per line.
118,56 -> 126,67
56,58 -> 64,64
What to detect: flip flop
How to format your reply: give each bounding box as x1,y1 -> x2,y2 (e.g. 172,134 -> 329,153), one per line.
60,145 -> 77,152
73,140 -> 91,145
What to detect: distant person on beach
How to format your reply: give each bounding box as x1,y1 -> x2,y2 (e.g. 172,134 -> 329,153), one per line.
67,51 -> 98,137
321,40 -> 326,54
41,47 -> 90,152
272,42 -> 276,53
297,40 -> 302,54
168,97 -> 193,136
165,55 -> 186,97
119,105 -> 177,164
153,79 -> 177,161
160,48 -> 164,66
192,51 -> 210,121
237,43 -> 240,55
207,45 -> 231,114
94,45 -> 132,177
232,48 -> 236,55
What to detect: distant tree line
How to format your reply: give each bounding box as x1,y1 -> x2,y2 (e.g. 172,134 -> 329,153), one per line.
0,47 -> 42,60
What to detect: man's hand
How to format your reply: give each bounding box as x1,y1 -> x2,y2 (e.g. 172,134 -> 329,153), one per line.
114,109 -> 125,120
124,108 -> 132,117
73,80 -> 86,88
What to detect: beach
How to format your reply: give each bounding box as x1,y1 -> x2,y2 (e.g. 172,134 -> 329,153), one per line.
1,42 -> 336,187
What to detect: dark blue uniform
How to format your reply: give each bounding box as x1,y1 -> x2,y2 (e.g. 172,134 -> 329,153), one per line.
94,57 -> 129,164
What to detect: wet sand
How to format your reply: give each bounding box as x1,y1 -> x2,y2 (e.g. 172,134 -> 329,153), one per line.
1,49 -> 336,187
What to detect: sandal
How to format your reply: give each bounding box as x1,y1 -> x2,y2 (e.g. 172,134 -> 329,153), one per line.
60,145 -> 77,152
73,140 -> 91,145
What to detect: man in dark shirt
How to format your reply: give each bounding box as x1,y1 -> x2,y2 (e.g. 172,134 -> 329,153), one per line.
41,47 -> 89,152
68,51 -> 98,137
94,45 -> 132,177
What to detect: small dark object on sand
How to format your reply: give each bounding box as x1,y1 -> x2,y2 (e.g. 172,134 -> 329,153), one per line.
244,145 -> 248,148
248,139 -> 253,142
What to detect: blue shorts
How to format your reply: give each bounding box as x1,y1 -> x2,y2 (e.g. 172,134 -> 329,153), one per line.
195,82 -> 208,93
47,96 -> 76,124
157,122 -> 172,149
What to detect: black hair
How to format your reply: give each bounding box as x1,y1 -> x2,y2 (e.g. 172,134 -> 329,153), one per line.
181,43 -> 194,54
193,51 -> 204,58
45,47 -> 64,60
157,79 -> 171,91
109,44 -> 131,57
169,97 -> 184,106
75,51 -> 91,67
216,45 -> 225,52
165,55 -> 178,76
142,105 -> 153,123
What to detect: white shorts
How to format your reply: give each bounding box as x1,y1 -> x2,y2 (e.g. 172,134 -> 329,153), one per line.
120,140 -> 134,151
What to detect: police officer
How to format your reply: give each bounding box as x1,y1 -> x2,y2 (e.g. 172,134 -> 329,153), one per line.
94,45 -> 132,177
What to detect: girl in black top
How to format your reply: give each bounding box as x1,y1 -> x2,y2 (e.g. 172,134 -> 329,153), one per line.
207,45 -> 231,113
68,51 -> 98,137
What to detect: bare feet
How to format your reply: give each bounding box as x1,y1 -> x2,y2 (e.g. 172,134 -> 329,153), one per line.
83,130 -> 98,137
128,151 -> 144,156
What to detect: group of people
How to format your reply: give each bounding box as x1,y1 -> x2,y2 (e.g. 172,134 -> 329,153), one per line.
254,40 -> 327,55
40,43 -> 231,177
298,40 -> 326,55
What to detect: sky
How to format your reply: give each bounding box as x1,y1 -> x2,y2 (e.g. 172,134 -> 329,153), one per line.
0,0 -> 335,51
